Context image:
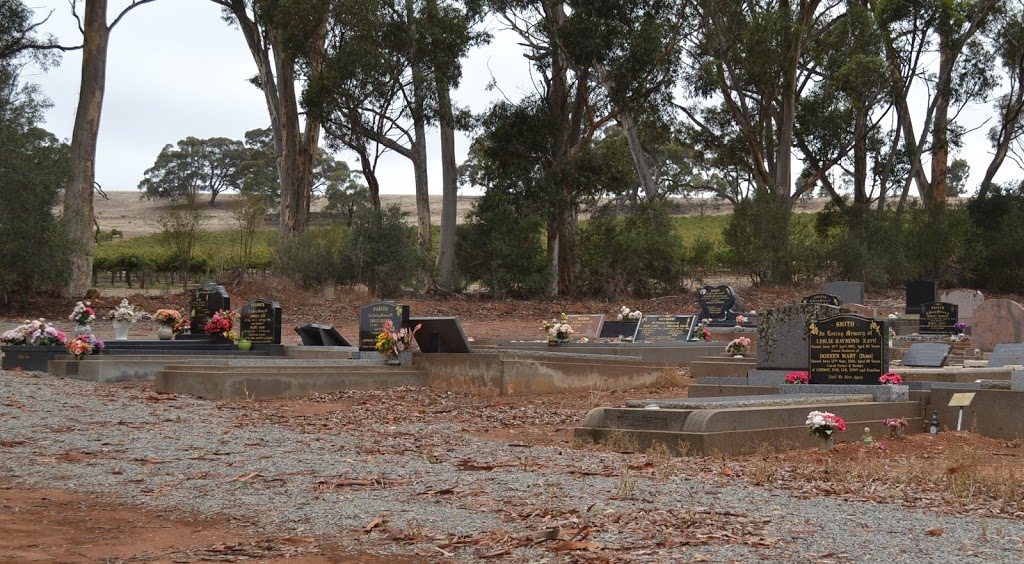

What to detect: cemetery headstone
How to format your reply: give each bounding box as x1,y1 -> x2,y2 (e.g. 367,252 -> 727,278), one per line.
802,293 -> 842,307
972,299 -> 1024,352
239,299 -> 282,344
566,314 -> 605,340
986,343 -> 1024,368
294,324 -> 351,347
808,314 -> 888,384
359,302 -> 411,351
698,285 -> 745,320
940,289 -> 984,325
901,343 -> 951,368
905,280 -> 938,314
599,319 -> 639,339
409,317 -> 472,353
918,302 -> 958,335
190,283 -> 230,333
757,304 -> 841,370
633,315 -> 696,343
822,281 -> 864,305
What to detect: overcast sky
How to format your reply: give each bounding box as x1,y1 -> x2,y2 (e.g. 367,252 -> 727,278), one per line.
23,0 -> 1023,197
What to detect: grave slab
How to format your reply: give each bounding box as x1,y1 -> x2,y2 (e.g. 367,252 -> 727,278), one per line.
900,343 -> 952,367
778,384 -> 909,402
624,394 -> 874,409
987,343 -> 1024,368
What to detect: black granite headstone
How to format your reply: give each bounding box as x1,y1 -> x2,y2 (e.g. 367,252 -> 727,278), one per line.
986,343 -> 1024,368
359,302 -> 411,351
294,324 -> 352,347
808,314 -> 888,384
919,302 -> 958,335
633,315 -> 697,343
599,320 -> 639,339
409,317 -> 472,353
905,280 -> 938,314
190,283 -> 230,332
239,299 -> 282,344
698,285 -> 743,320
901,343 -> 951,368
802,293 -> 842,307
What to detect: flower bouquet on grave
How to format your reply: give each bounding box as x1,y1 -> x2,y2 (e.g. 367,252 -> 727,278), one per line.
108,299 -> 137,323
543,313 -> 575,342
884,417 -> 908,439
67,334 -> 105,360
1,319 -> 48,346
735,314 -> 747,326
807,410 -> 846,451
68,301 -> 96,325
879,372 -> 903,385
172,318 -> 192,335
786,371 -> 809,384
376,319 -> 421,361
617,306 -> 643,321
724,336 -> 751,356
951,322 -> 969,342
31,325 -> 68,347
153,309 -> 182,325
204,309 -> 236,342
693,318 -> 712,341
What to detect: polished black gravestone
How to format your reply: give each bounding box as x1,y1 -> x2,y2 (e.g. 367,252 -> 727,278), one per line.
239,298 -> 282,344
190,283 -> 230,331
901,343 -> 951,368
905,280 -> 938,315
919,302 -> 958,335
802,293 -> 842,307
633,315 -> 697,343
294,324 -> 352,347
358,302 -> 410,351
698,285 -> 744,320
409,317 -> 472,353
986,343 -> 1024,368
599,320 -> 639,339
808,314 -> 888,384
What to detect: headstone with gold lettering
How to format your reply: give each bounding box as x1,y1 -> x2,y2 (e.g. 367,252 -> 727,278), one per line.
698,285 -> 745,321
633,315 -> 696,343
808,314 -> 889,384
919,302 -> 958,335
239,299 -> 282,344
565,314 -> 605,339
359,302 -> 410,351
190,283 -> 230,332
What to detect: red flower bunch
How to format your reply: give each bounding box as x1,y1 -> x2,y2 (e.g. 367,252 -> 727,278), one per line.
204,309 -> 235,337
786,371 -> 809,384
879,372 -> 903,385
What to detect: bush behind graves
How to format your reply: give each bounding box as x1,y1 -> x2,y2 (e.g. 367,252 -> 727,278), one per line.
275,226 -> 351,288
341,204 -> 419,297
456,191 -> 552,298
966,185 -> 1024,291
722,192 -> 795,285
578,201 -> 685,298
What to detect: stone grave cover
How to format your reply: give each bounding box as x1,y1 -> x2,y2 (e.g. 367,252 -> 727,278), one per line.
901,343 -> 951,368
698,285 -> 744,320
565,314 -> 605,339
822,281 -> 864,305
409,317 -> 472,353
802,293 -> 842,307
972,299 -> 1024,352
757,303 -> 840,370
633,315 -> 696,343
294,324 -> 351,346
918,302 -> 958,335
190,283 -> 230,332
986,343 -> 1024,368
239,299 -> 282,344
807,314 -> 888,384
905,280 -> 938,314
359,302 -> 411,351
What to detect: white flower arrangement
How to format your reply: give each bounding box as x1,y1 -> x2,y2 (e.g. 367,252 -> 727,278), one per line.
109,299 -> 137,323
1,319 -> 48,345
617,306 -> 642,321
543,313 -> 574,340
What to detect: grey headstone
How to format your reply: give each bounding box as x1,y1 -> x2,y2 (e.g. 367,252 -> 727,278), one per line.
565,314 -> 604,339
987,343 -> 1024,368
823,281 -> 864,305
900,343 -> 951,367
940,289 -> 984,325
756,303 -> 841,370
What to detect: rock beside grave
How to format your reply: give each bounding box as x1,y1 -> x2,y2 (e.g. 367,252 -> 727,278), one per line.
972,299 -> 1024,352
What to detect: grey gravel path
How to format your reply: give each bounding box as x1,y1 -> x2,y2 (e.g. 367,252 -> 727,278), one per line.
2,369 -> 1023,562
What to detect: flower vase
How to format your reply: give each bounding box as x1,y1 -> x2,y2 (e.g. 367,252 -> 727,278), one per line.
818,434 -> 834,452
74,323 -> 92,336
889,429 -> 902,440
237,340 -> 252,351
112,320 -> 130,340
156,324 -> 174,340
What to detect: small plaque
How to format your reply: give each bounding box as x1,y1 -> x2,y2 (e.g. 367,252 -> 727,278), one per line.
919,302 -> 958,335
808,314 -> 888,384
633,315 -> 697,343
359,302 -> 410,351
565,314 -> 605,339
948,392 -> 976,407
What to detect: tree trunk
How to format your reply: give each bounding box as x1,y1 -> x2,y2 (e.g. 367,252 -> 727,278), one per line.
407,0 -> 432,265
435,84 -> 458,290
853,109 -> 868,205
978,86 -> 1024,199
930,45 -> 951,217
619,112 -> 657,199
65,0 -> 111,296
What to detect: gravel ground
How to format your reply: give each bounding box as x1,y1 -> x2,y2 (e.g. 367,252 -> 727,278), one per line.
2,369 -> 1024,562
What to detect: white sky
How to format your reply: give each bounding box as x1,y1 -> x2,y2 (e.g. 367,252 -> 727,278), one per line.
22,0 -> 1023,197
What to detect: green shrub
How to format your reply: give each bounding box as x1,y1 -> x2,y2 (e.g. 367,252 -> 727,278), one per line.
275,226 -> 351,288
456,191 -> 552,298
578,201 -> 685,298
967,185 -> 1024,290
723,192 -> 795,285
342,204 -> 418,297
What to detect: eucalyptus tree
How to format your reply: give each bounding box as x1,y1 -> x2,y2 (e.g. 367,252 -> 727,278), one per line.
978,3 -> 1024,198
480,0 -> 687,295
137,137 -> 246,207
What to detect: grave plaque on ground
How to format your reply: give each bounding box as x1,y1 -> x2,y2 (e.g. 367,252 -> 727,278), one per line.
986,343 -> 1024,368
409,317 -> 472,353
919,302 -> 958,335
972,299 -> 1024,352
901,343 -> 951,368
239,299 -> 282,344
940,289 -> 984,324
359,302 -> 411,351
757,304 -> 841,370
905,280 -> 938,314
699,285 -> 743,320
822,281 -> 864,305
190,283 -> 230,332
802,293 -> 842,307
808,314 -> 887,384
633,315 -> 696,343
599,320 -> 639,339
294,324 -> 351,346
566,314 -> 605,339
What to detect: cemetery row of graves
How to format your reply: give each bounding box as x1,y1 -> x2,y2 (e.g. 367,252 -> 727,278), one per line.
3,277 -> 1024,456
